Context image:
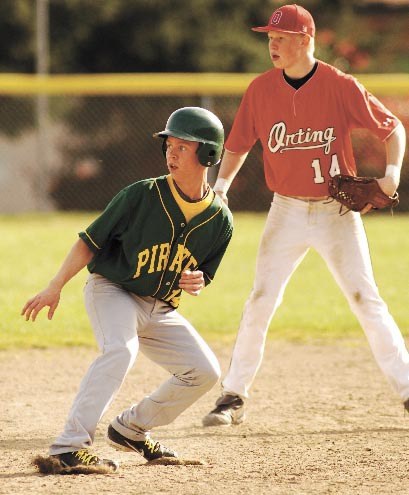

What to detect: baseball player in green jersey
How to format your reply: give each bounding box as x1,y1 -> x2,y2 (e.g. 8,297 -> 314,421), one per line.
22,107 -> 233,473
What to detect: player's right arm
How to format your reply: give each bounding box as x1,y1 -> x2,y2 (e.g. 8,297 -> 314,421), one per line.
213,149 -> 249,202
21,238 -> 94,322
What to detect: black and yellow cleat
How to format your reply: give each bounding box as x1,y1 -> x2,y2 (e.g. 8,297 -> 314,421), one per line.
53,449 -> 119,472
33,449 -> 119,474
107,424 -> 177,461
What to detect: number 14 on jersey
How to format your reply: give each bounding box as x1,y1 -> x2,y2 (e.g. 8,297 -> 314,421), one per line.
311,154 -> 340,183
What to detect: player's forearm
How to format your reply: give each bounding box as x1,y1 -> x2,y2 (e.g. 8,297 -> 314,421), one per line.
214,149 -> 249,194
376,123 -> 406,196
385,123 -> 406,178
49,238 -> 94,291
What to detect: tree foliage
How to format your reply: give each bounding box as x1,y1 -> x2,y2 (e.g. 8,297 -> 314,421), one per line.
0,0 -> 407,74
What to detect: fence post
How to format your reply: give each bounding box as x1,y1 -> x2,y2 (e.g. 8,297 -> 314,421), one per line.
35,0 -> 52,210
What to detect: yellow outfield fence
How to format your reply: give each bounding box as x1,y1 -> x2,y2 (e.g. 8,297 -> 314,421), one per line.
0,73 -> 408,213
0,73 -> 409,96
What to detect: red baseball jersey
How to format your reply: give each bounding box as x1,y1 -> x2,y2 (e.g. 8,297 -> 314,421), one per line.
225,61 -> 400,197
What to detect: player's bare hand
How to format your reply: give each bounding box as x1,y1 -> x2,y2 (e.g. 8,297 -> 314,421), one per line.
360,204 -> 373,215
179,270 -> 205,296
21,286 -> 61,322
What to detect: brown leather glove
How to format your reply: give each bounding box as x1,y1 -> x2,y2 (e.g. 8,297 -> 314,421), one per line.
328,174 -> 399,213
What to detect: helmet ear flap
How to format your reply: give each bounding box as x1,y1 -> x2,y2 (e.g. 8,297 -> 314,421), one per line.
162,139 -> 221,167
197,142 -> 221,167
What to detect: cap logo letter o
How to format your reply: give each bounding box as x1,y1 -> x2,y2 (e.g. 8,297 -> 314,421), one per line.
271,11 -> 282,25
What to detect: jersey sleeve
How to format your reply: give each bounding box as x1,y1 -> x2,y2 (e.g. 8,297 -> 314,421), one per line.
225,82 -> 258,153
343,76 -> 400,141
78,188 -> 131,253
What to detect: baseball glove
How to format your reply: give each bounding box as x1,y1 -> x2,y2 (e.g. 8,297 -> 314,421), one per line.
328,174 -> 399,213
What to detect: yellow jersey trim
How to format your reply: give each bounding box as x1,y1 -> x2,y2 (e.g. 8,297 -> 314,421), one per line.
84,231 -> 101,250
152,179 -> 175,297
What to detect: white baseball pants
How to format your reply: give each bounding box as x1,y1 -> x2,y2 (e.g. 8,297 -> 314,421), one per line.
49,274 -> 220,455
223,194 -> 409,401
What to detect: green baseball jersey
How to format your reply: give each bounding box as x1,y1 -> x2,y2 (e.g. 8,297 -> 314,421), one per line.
79,175 -> 233,308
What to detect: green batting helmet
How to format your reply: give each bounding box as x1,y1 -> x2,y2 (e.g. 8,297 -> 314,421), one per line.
154,107 -> 224,167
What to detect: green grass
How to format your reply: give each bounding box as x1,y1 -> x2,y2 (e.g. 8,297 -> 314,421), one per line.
181,211 -> 409,342
1,211 -> 408,349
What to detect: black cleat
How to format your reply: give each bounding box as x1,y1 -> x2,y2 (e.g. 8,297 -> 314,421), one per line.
52,449 -> 119,472
404,398 -> 409,413
202,394 -> 245,426
107,424 -> 178,461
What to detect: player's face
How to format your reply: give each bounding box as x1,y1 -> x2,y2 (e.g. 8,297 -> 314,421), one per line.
165,136 -> 202,179
267,31 -> 306,70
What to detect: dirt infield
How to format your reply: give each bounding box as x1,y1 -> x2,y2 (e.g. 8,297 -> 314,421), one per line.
1,340 -> 409,495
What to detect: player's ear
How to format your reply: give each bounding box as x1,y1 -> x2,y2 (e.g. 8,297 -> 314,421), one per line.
300,34 -> 310,47
161,138 -> 168,158
300,34 -> 314,54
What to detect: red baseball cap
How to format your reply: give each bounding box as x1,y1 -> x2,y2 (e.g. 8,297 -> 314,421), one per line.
252,4 -> 315,37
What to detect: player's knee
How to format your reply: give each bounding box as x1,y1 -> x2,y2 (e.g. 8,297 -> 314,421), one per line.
203,360 -> 221,388
251,289 -> 267,302
348,291 -> 386,315
103,338 -> 139,379
203,359 -> 222,391
179,359 -> 221,390
249,288 -> 282,311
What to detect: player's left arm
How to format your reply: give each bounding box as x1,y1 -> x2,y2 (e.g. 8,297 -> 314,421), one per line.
343,78 -> 406,213
361,122 -> 406,215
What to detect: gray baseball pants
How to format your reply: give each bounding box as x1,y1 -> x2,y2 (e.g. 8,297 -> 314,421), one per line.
49,273 -> 220,455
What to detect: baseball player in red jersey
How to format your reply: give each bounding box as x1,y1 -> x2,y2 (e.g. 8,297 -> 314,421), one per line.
22,107 -> 233,471
203,4 -> 408,427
